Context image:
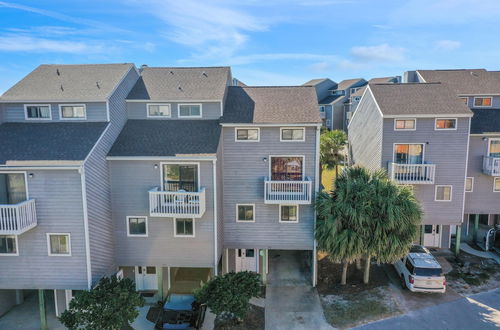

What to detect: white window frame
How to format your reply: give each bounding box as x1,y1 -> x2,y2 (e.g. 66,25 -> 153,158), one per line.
279,205 -> 299,223
160,162 -> 201,192
319,106 -> 325,112
280,127 -> 305,142
236,204 -> 255,223
173,218 -> 195,238
269,155 -> 305,181
146,103 -> 171,118
394,118 -> 416,131
465,177 -> 474,192
24,104 -> 52,120
392,143 -> 426,163
494,178 -> 500,193
435,185 -> 452,202
126,216 -> 148,237
0,235 -> 19,256
473,96 -> 493,107
58,104 -> 87,120
325,119 -> 331,127
434,118 -> 457,131
177,103 -> 202,118
46,233 -> 71,256
487,138 -> 500,157
0,171 -> 29,199
460,97 -> 469,105
235,127 -> 260,142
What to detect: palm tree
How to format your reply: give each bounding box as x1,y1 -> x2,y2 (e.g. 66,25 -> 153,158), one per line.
320,130 -> 347,189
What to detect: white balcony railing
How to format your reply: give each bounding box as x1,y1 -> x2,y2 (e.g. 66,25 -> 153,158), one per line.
149,187 -> 206,218
264,177 -> 313,204
0,199 -> 37,235
389,163 -> 436,184
319,111 -> 326,119
483,156 -> 500,176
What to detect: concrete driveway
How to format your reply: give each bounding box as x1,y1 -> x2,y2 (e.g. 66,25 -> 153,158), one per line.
355,288 -> 500,329
265,250 -> 333,330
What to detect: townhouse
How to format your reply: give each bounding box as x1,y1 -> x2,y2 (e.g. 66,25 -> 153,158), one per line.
0,64 -> 321,320
348,82 -> 473,248
406,69 -> 500,243
0,63 -> 139,315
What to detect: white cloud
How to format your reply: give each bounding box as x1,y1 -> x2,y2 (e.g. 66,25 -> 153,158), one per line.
350,43 -> 406,62
310,61 -> 332,73
435,39 -> 461,51
0,35 -> 105,53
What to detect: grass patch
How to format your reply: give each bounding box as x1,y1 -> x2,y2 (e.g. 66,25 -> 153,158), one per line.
321,288 -> 399,329
321,166 -> 344,192
214,304 -> 264,330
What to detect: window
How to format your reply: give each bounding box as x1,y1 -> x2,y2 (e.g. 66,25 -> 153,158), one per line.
178,104 -> 201,118
474,97 -> 492,107
405,258 -> 414,274
25,104 -> 51,120
488,139 -> 500,157
236,204 -> 255,222
280,128 -> 305,142
271,156 -> 304,181
435,185 -> 452,201
494,178 -> 500,192
235,128 -> 259,142
394,119 -> 416,130
0,173 -> 27,204
465,177 -> 474,192
59,105 -> 86,120
353,96 -> 361,102
47,233 -> 71,256
350,87 -> 360,94
435,118 -> 457,130
325,119 -> 331,127
460,97 -> 469,105
163,163 -> 199,192
394,144 -> 424,164
147,104 -> 171,118
0,235 -> 18,255
280,205 -> 299,223
127,216 -> 148,236
174,218 -> 195,237
319,106 -> 325,112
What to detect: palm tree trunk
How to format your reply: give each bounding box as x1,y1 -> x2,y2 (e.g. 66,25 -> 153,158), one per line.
341,261 -> 348,285
335,164 -> 339,180
319,165 -> 323,190
363,255 -> 371,284
355,259 -> 362,270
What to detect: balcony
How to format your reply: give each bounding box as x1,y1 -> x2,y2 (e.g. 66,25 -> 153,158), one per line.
320,111 -> 326,119
483,156 -> 500,176
389,163 -> 436,184
149,187 -> 206,218
0,199 -> 37,235
264,177 -> 313,204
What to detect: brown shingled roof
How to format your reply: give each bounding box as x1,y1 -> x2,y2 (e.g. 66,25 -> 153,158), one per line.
417,69 -> 500,95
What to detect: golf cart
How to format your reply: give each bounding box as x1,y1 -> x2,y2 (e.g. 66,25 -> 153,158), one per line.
154,294 -> 206,330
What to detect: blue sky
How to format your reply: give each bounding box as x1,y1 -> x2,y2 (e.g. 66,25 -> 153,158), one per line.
0,0 -> 499,93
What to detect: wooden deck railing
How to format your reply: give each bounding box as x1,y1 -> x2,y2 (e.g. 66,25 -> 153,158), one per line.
0,199 -> 37,235
149,187 -> 206,218
264,177 -> 312,204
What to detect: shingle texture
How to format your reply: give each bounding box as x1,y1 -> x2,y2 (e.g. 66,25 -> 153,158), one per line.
369,83 -> 473,116
0,122 -> 107,164
417,69 -> 500,95
470,108 -> 500,134
127,67 -> 230,100
108,120 -> 221,156
221,86 -> 321,124
368,77 -> 399,84
303,78 -> 329,86
0,63 -> 134,101
319,94 -> 342,104
336,78 -> 365,91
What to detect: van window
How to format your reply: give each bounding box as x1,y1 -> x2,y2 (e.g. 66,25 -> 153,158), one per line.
414,267 -> 442,277
405,259 -> 414,274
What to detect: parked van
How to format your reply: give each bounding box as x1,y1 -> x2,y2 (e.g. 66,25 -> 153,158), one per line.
394,245 -> 446,293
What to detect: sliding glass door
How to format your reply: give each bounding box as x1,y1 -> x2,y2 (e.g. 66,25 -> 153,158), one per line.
271,157 -> 304,181
0,173 -> 27,204
163,164 -> 198,192
394,144 -> 424,164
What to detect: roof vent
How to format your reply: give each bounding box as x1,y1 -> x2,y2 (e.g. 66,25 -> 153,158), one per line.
202,71 -> 207,77
470,71 -> 479,77
139,64 -> 148,73
178,85 -> 182,91
170,70 -> 174,75
96,81 -> 100,89
56,68 -> 60,76
60,84 -> 64,91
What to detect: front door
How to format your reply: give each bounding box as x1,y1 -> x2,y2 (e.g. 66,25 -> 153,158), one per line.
235,249 -> 257,272
423,225 -> 441,247
135,266 -> 157,291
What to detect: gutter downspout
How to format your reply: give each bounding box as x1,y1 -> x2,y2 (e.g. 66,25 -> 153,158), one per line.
212,159 -> 218,276
313,126 -> 320,286
79,166 -> 92,289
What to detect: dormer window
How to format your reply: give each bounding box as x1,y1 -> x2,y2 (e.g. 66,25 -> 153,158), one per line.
473,97 -> 492,107
60,105 -> 86,120
178,104 -> 202,118
394,119 -> 416,130
25,104 -> 51,120
147,104 -> 171,118
435,118 -> 457,130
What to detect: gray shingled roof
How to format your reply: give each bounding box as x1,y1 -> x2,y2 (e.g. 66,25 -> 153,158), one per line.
319,94 -> 342,104
368,77 -> 399,84
417,69 -> 500,95
0,122 -> 108,164
335,78 -> 365,91
127,67 -> 230,101
221,86 -> 321,124
0,63 -> 134,102
369,83 -> 473,117
303,78 -> 329,86
351,86 -> 367,97
108,120 -> 221,157
470,108 -> 500,134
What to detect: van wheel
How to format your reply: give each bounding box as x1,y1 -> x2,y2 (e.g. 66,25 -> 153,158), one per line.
400,275 -> 407,289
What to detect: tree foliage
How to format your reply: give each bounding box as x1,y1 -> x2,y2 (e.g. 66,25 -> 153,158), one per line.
315,166 -> 422,284
194,271 -> 261,320
320,130 -> 347,171
59,276 -> 145,330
